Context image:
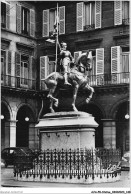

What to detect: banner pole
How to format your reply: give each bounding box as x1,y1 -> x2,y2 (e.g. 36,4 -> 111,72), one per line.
55,3 -> 59,73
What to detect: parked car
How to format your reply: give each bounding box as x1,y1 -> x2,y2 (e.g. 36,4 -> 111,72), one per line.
1,147 -> 36,168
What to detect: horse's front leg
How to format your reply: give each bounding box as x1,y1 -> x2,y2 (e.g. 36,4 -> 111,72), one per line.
71,83 -> 79,111
47,88 -> 59,113
47,88 -> 59,107
85,85 -> 94,103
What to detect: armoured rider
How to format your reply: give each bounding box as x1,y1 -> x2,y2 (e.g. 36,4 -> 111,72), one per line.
59,42 -> 74,86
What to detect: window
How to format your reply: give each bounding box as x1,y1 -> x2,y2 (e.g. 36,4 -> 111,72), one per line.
111,46 -> 129,84
16,4 -> 35,37
114,1 -> 130,25
43,6 -> 65,37
76,1 -> 101,32
1,50 -> 12,86
1,2 -> 6,28
121,47 -> 129,73
40,55 -> 55,90
74,48 -> 104,86
84,2 -> 95,29
49,8 -> 57,36
21,55 -> 29,86
1,2 -> 10,29
22,7 -> 29,35
1,50 -> 5,83
15,53 -> 34,89
122,1 -> 130,24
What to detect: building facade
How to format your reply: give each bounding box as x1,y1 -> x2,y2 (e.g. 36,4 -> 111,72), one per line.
1,1 -> 130,156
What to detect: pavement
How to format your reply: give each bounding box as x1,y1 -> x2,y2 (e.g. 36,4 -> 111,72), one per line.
0,166 -> 131,189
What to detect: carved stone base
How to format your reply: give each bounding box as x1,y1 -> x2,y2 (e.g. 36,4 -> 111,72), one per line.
36,111 -> 98,150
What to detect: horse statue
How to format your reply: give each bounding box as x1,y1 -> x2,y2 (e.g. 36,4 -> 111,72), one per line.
43,51 -> 94,113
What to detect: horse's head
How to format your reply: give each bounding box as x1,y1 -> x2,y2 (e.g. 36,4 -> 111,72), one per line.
77,50 -> 93,72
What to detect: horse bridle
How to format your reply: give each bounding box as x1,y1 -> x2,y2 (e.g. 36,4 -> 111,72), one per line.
79,63 -> 89,72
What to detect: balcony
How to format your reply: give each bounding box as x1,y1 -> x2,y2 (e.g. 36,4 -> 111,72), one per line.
84,24 -> 95,31
1,74 -> 36,91
122,18 -> 130,25
1,73 -> 129,93
88,72 -> 130,87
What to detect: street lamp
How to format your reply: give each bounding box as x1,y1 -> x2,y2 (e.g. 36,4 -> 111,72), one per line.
125,114 -> 129,119
25,117 -> 29,122
0,115 -> 4,120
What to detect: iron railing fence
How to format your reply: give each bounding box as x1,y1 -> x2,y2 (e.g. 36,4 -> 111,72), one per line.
1,74 -> 36,90
14,148 -> 121,180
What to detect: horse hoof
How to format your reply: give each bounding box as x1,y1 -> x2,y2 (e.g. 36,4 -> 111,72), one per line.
72,105 -> 78,112
73,108 -> 78,112
49,108 -> 55,113
54,100 -> 58,107
54,102 -> 58,107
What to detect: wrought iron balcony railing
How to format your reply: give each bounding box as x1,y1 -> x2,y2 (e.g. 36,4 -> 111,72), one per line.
87,72 -> 130,87
1,72 -> 129,92
122,18 -> 130,25
84,24 -> 95,31
1,74 -> 36,91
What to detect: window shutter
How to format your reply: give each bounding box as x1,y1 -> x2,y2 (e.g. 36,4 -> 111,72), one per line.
74,51 -> 82,63
7,51 -> 11,75
43,10 -> 49,37
59,6 -> 65,34
40,56 -> 48,89
30,9 -> 35,37
96,48 -> 104,85
15,52 -> 21,87
114,1 -> 122,25
76,2 -> 84,32
111,46 -> 121,73
29,56 -> 33,89
95,1 -> 101,29
6,3 -> 10,29
16,4 -> 21,33
111,46 -> 121,83
5,51 -> 11,86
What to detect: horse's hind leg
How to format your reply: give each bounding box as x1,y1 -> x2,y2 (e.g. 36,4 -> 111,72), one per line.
71,83 -> 79,111
86,85 -> 94,103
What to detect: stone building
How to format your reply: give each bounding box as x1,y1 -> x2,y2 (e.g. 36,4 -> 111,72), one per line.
1,1 -> 130,155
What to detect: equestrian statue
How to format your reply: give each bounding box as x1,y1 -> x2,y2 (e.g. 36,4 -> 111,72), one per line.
43,41 -> 94,113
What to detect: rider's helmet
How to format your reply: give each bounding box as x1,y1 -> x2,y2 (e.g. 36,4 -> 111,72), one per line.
61,42 -> 67,47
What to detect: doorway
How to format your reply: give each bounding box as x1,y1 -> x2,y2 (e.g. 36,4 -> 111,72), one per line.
16,106 -> 30,147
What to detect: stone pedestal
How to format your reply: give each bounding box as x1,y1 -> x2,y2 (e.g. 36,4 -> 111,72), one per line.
17,112 -> 121,184
35,111 -> 98,150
